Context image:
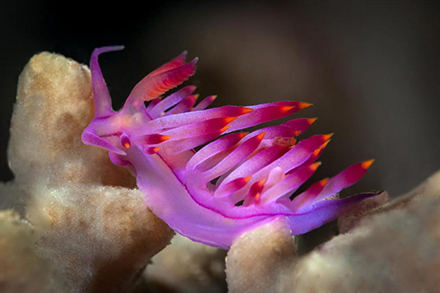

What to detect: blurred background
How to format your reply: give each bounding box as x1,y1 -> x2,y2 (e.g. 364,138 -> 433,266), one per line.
1,0 -> 439,199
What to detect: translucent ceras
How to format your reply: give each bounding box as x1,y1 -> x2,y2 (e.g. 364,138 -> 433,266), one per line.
82,46 -> 378,249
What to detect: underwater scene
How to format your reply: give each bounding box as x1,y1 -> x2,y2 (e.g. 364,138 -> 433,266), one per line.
1,1 -> 439,292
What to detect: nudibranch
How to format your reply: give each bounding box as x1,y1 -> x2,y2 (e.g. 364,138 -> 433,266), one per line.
82,46 -> 378,249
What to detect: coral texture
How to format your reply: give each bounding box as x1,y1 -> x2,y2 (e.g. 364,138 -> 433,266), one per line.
1,52 -> 174,292
0,210 -> 61,292
146,234 -> 227,293
8,52 -> 135,188
226,217 -> 296,293
226,172 -> 440,292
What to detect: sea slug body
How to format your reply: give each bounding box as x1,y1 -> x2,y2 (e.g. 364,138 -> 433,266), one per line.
82,46 -> 378,249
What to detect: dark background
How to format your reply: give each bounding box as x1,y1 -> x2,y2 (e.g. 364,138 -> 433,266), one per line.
1,0 -> 439,199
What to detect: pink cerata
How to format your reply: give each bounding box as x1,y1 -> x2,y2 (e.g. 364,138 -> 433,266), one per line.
82,46 -> 378,249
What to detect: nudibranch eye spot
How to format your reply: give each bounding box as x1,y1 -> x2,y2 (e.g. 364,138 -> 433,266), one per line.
82,46 -> 378,249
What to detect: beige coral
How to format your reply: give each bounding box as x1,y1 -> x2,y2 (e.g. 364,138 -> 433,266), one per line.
146,234 -> 227,293
0,210 -> 64,292
226,217 -> 297,293
226,173 -> 440,292
1,52 -> 174,292
8,51 -> 135,188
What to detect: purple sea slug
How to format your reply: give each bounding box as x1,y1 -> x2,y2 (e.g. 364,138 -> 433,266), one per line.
82,46 -> 378,249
